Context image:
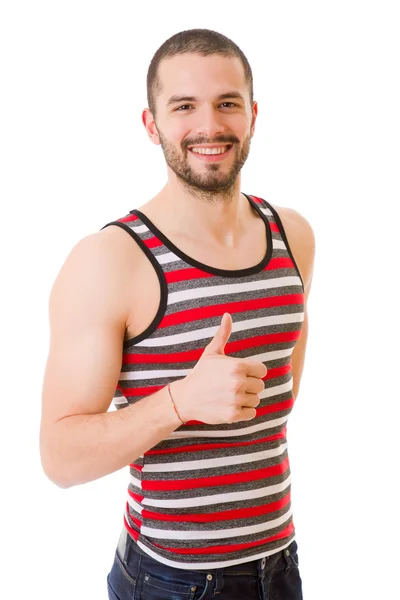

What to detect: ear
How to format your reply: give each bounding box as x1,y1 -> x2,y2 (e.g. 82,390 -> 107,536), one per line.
142,108 -> 161,145
250,100 -> 258,137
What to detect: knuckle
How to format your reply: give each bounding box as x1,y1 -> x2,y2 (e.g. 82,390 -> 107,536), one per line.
230,378 -> 242,394
232,360 -> 245,375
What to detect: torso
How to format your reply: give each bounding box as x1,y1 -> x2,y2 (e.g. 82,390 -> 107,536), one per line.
98,200 -> 311,343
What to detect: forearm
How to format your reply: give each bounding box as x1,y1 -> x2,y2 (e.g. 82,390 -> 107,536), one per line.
42,384 -> 182,488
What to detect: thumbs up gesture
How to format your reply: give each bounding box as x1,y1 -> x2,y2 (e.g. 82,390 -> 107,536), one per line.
170,313 -> 268,425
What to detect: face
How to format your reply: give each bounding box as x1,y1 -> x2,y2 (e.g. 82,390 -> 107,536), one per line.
143,53 -> 258,194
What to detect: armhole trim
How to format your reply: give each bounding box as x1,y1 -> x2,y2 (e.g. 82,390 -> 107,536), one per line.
258,201 -> 305,293
100,221 -> 168,347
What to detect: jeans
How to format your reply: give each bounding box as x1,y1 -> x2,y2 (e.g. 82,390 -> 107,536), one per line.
106,529 -> 303,599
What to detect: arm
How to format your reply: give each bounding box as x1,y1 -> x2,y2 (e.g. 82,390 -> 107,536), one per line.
39,231 -> 181,489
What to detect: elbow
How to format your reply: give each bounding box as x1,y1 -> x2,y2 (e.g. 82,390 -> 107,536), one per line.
39,434 -> 73,489
40,454 -> 72,489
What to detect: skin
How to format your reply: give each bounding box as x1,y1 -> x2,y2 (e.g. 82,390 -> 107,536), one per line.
39,51 -> 315,487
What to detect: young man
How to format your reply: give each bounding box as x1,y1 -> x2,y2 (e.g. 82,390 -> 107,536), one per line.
40,29 -> 314,600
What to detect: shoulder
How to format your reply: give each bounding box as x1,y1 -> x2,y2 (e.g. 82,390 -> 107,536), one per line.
58,224 -> 139,279
269,203 -> 316,294
49,225 -> 141,325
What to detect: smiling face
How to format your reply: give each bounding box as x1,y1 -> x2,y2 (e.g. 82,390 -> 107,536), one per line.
143,53 -> 258,194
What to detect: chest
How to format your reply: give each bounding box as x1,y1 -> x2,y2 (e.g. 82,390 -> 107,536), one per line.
124,219 -> 268,342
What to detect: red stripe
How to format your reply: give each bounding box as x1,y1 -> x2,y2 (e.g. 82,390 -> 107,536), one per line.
120,384 -> 165,397
266,256 -> 294,270
122,348 -> 199,364
141,457 -> 290,492
130,463 -> 143,473
249,195 -> 264,205
142,430 -> 286,458
118,214 -> 139,223
123,515 -> 140,541
270,221 -> 280,233
123,329 -> 302,365
264,364 -> 292,379
152,523 -> 295,556
160,293 -> 304,328
258,398 -> 294,416
143,236 -> 163,249
141,491 -> 291,523
128,487 -> 144,503
165,268 -> 216,284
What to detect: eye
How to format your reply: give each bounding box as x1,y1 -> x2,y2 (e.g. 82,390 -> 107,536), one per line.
220,102 -> 238,108
175,105 -> 193,111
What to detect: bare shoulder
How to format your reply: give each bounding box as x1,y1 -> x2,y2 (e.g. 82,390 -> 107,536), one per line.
270,203 -> 316,293
49,225 -> 140,330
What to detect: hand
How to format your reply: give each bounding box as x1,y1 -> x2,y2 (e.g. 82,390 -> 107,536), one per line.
171,313 -> 268,425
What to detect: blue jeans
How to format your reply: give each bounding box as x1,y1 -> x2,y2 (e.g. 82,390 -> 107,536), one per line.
107,529 -> 303,599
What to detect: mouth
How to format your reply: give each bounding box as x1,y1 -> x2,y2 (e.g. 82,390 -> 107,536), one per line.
187,144 -> 233,162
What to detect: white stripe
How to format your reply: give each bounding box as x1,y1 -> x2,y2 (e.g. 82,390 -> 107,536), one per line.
261,377 -> 293,399
130,474 -> 142,489
259,206 -> 273,217
136,311 -> 304,347
251,347 -> 293,362
165,415 -> 288,440
166,275 -> 302,307
273,239 -> 286,249
130,224 -> 149,234
114,396 -> 129,406
140,507 -> 292,540
142,442 -> 288,473
155,251 -> 182,265
138,474 -> 292,508
135,537 -> 294,570
119,368 -> 192,381
127,496 -> 143,514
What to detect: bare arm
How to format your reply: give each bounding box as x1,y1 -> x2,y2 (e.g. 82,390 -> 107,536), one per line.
39,231 -> 181,489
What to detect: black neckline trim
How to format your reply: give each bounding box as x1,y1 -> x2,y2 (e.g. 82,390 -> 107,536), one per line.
129,193 -> 273,278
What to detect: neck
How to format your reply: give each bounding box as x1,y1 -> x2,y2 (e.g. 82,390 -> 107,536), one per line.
145,176 -> 251,246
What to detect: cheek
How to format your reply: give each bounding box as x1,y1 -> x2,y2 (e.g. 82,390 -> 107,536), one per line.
164,119 -> 191,143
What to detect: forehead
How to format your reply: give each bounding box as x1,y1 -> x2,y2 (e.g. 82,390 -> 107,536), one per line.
156,53 -> 248,102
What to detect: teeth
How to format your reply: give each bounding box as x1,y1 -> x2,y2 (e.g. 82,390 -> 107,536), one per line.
191,146 -> 229,155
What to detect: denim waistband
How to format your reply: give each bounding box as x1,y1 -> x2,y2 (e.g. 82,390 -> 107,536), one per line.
117,527 -> 295,577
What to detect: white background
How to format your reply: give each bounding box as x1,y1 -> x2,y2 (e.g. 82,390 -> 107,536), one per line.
1,1 -> 399,599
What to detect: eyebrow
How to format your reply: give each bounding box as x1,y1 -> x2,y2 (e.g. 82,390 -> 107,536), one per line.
166,91 -> 245,106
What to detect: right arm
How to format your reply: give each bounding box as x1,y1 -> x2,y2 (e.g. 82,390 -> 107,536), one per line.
39,231 -> 182,489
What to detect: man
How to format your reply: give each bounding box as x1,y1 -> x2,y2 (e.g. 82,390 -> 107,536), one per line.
40,29 -> 314,600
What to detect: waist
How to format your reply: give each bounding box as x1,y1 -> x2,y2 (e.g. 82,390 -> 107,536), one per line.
122,527 -> 295,575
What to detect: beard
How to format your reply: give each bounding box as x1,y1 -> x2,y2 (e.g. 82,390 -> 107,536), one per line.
157,129 -> 252,200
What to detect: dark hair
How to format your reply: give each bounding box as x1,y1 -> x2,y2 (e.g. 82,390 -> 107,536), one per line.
146,29 -> 254,116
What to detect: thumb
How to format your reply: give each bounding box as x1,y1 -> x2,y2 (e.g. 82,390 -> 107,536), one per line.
204,313 -> 233,356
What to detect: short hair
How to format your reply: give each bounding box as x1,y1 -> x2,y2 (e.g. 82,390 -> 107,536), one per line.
146,29 -> 254,116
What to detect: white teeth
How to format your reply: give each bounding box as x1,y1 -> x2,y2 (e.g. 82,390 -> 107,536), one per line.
191,146 -> 229,155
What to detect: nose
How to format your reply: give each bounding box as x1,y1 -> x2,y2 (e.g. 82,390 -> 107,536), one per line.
194,105 -> 225,139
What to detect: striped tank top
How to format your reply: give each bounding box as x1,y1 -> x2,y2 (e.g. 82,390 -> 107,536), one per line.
100,193 -> 305,570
